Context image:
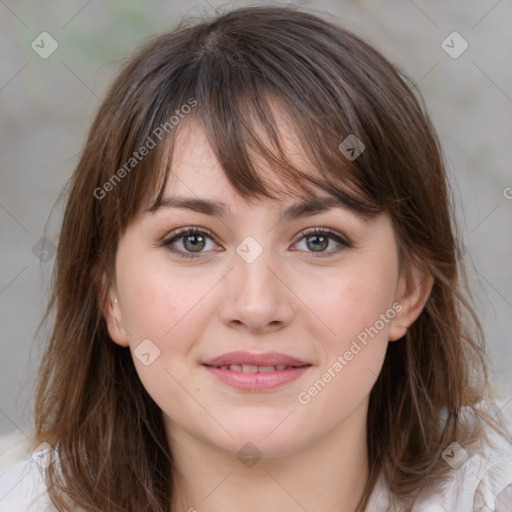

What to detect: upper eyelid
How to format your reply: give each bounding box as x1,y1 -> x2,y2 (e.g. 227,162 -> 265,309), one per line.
160,226 -> 218,248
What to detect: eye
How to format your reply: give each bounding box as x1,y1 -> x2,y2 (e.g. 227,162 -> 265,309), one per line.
160,226 -> 352,260
161,227 -> 219,259
293,228 -> 352,257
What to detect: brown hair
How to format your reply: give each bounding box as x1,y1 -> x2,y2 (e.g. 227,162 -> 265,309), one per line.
31,4 -> 508,511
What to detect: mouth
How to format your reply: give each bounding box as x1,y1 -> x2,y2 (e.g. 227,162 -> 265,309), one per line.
202,350 -> 311,368
203,363 -> 309,372
201,352 -> 312,391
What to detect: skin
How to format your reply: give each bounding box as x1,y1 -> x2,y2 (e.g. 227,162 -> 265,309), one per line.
103,115 -> 433,512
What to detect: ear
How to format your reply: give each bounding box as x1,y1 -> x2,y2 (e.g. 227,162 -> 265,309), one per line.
99,272 -> 130,348
388,263 -> 434,342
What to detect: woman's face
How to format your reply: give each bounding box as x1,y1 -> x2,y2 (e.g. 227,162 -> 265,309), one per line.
105,116 -> 425,459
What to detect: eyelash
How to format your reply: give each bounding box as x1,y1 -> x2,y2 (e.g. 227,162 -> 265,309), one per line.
160,226 -> 352,260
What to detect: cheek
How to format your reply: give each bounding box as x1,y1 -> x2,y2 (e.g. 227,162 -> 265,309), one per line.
295,267 -> 395,421
116,259 -> 210,415
299,254 -> 398,398
115,256 -> 222,403
118,256 -> 214,342
317,262 -> 398,345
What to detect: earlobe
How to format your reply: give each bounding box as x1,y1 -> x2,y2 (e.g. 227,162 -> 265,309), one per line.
100,273 -> 130,348
388,265 -> 434,342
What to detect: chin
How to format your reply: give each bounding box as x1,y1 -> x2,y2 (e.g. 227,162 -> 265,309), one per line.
210,419 -> 308,459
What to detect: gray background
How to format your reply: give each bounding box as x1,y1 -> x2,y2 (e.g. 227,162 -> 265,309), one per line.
1,0 -> 511,439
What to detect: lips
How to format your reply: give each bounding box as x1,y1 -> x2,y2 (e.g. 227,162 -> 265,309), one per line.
202,350 -> 310,368
203,364 -> 311,391
214,364 -> 293,373
201,351 -> 312,391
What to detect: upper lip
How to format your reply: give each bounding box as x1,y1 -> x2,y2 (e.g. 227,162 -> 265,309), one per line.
202,351 -> 311,367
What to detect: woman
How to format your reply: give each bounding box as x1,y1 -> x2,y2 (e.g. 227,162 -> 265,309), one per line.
1,5 -> 511,511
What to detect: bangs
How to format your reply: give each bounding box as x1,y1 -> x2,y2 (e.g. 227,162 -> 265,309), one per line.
145,90 -> 383,220
104,15 -> 402,230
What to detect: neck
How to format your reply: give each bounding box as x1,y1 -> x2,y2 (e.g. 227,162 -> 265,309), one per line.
168,400 -> 370,512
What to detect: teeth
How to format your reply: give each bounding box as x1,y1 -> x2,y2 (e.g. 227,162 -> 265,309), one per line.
258,366 -> 276,372
220,364 -> 293,372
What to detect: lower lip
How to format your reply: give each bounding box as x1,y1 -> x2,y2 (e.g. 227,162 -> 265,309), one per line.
202,365 -> 311,391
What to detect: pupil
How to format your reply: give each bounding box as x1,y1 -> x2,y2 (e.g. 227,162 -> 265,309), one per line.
184,234 -> 205,252
308,234 -> 328,252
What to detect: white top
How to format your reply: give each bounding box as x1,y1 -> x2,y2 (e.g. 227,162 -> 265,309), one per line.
0,435 -> 56,512
1,405 -> 512,511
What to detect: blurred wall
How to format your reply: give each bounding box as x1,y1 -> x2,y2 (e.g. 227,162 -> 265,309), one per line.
1,0 -> 511,439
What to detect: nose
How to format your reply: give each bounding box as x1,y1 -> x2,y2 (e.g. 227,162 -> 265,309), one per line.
218,246 -> 295,334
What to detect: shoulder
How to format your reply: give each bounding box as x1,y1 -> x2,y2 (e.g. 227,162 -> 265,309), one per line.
367,399 -> 512,511
470,399 -> 512,512
0,432 -> 58,512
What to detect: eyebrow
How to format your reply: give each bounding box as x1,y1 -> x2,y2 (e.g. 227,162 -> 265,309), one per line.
147,194 -> 370,221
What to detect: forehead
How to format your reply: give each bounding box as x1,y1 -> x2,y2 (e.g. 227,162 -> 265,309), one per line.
143,97 -> 380,221
147,120 -> 376,223
165,112 -> 320,203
